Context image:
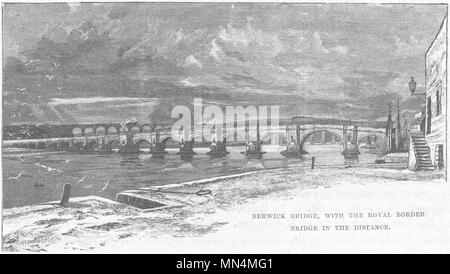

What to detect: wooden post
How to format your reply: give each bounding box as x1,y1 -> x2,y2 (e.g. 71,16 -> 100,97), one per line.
59,183 -> 71,206
342,125 -> 347,151
311,157 -> 315,169
296,125 -> 301,157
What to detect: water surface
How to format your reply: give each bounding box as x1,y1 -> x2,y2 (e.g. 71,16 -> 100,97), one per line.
2,144 -> 379,208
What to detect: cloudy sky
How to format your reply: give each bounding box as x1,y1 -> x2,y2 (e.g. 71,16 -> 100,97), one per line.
2,2 -> 447,125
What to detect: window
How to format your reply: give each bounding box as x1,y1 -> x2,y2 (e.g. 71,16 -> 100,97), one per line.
427,97 -> 432,134
437,145 -> 444,170
436,90 -> 441,116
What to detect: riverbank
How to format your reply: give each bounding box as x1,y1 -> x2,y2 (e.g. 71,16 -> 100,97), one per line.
2,167 -> 448,253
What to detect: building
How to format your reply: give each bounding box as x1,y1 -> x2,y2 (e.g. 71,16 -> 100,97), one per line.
425,15 -> 447,171
386,101 -> 410,153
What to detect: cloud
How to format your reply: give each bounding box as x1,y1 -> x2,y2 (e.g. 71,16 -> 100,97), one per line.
67,3 -> 82,13
2,3 -> 447,123
122,37 -> 157,60
184,55 -> 202,68
209,38 -> 224,62
218,23 -> 284,59
294,65 -> 315,79
394,35 -> 428,57
180,77 -> 200,87
312,31 -> 329,54
330,45 -> 348,55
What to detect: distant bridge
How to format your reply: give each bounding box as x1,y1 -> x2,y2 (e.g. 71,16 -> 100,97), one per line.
3,116 -> 386,154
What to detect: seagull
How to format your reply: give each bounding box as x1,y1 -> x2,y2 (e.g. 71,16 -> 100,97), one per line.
34,181 -> 44,187
63,159 -> 71,165
76,176 -> 86,184
52,62 -> 61,67
25,59 -> 40,66
34,163 -> 62,173
44,75 -> 55,81
8,171 -> 24,180
16,87 -> 26,92
100,180 -> 110,193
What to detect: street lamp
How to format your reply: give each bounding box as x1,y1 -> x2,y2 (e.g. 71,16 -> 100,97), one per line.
409,76 -> 426,96
409,76 -> 416,96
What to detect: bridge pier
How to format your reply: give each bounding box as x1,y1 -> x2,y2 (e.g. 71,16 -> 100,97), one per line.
321,131 -> 326,144
342,125 -> 360,156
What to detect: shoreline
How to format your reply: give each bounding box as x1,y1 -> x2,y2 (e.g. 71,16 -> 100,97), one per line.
3,162 -> 407,210
2,166 -> 447,252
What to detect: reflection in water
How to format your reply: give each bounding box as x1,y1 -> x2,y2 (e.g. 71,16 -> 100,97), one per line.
2,144 -> 379,208
344,155 -> 360,167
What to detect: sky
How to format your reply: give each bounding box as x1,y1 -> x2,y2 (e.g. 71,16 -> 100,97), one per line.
2,2 -> 448,125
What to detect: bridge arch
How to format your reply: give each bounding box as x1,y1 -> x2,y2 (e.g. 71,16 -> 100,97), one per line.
260,131 -> 288,145
84,127 -> 95,137
133,138 -> 152,150
130,126 -> 141,134
72,128 -> 83,137
107,127 -> 118,135
356,132 -> 386,150
299,129 -> 345,151
96,127 -> 106,136
159,136 -> 175,145
141,125 -> 152,133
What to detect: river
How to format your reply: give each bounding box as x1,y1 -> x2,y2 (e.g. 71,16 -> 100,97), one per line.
2,144 -> 380,208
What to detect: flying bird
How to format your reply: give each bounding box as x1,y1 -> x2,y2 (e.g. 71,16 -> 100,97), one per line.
34,181 -> 44,187
16,87 -> 26,92
25,59 -> 40,66
76,176 -> 86,184
63,159 -> 71,165
34,163 -> 62,173
8,171 -> 24,180
100,180 -> 110,193
44,75 -> 55,81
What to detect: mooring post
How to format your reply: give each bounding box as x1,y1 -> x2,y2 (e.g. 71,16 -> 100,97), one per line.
59,183 -> 71,206
311,157 -> 315,169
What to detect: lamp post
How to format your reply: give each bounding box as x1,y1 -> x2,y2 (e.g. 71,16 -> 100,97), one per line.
409,76 -> 416,96
408,76 -> 426,133
409,76 -> 426,96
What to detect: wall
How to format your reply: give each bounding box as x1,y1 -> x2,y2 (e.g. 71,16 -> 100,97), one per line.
425,15 -> 447,170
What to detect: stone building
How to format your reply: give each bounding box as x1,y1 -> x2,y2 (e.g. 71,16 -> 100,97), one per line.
425,15 -> 447,171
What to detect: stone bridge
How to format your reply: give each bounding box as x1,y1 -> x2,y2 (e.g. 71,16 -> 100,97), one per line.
3,117 -> 386,154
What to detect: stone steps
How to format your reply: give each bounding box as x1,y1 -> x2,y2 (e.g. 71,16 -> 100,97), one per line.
411,133 -> 434,171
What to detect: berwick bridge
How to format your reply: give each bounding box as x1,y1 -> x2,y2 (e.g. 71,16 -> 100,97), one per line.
3,116 -> 386,155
